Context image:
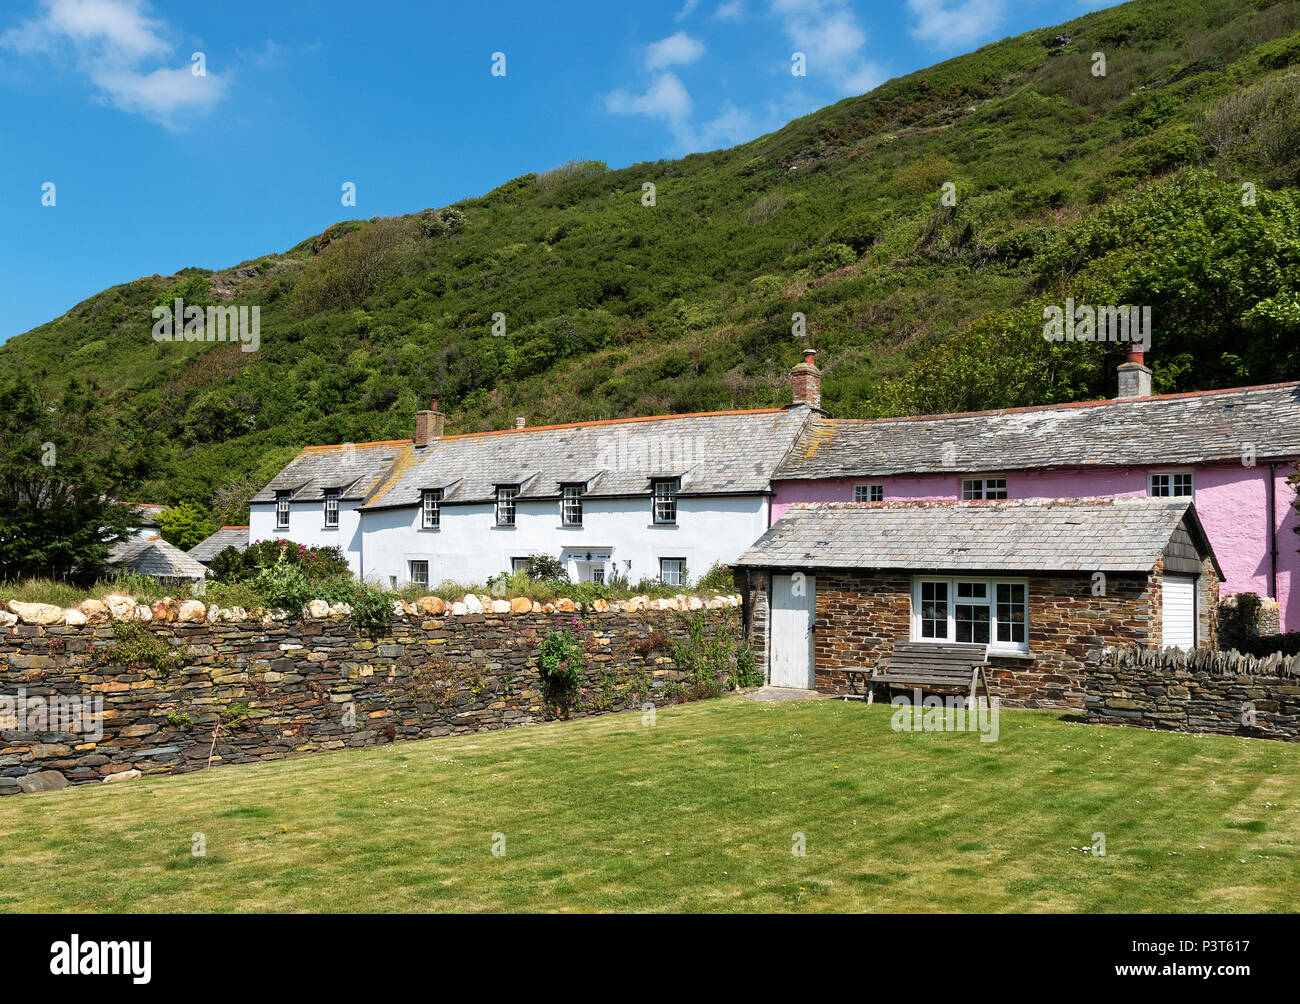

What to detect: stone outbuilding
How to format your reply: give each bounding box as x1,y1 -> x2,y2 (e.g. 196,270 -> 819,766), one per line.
735,496 -> 1221,708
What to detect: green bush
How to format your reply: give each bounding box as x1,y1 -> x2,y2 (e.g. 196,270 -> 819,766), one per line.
537,625 -> 591,694
696,562 -> 736,593
812,243 -> 858,276
251,559 -> 312,611
213,539 -> 351,583
348,582 -> 392,631
749,275 -> 786,299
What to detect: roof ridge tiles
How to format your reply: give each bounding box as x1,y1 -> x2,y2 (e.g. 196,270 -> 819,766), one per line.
296,407 -> 790,453
815,380 -> 1300,428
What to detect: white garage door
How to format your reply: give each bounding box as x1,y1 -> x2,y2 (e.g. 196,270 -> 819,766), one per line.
1163,575 -> 1197,650
770,574 -> 815,689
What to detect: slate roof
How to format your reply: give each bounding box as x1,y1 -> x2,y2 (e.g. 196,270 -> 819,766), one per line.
253,408 -> 814,511
108,536 -> 209,581
775,382 -> 1300,479
250,439 -> 413,503
735,497 -> 1220,575
188,526 -> 250,563
129,502 -> 166,528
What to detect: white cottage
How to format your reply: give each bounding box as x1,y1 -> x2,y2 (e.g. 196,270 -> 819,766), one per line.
247,356 -> 824,589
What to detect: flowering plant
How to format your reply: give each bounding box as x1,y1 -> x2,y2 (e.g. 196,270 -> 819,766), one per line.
537,619 -> 593,693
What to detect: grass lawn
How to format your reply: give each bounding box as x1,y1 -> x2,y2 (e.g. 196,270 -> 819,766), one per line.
2,695 -> 1298,913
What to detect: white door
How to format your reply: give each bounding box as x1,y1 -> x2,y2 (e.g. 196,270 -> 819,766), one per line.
770,574 -> 815,688
1163,575 -> 1197,650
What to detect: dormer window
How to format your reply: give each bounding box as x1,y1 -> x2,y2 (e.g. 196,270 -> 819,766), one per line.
324,488 -> 340,528
561,484 -> 583,527
652,478 -> 679,525
422,489 -> 442,528
495,485 -> 518,527
275,490 -> 291,529
854,484 -> 884,502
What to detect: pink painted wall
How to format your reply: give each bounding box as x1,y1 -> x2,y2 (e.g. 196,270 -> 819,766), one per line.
772,461 -> 1300,633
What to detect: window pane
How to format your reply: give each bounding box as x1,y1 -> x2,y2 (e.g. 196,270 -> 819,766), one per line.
996,583 -> 1027,644
955,601 -> 990,643
660,559 -> 684,586
985,479 -> 1007,499
920,581 -> 948,639
961,480 -> 980,500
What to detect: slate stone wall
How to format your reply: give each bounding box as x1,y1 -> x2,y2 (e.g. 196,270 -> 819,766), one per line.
1085,645 -> 1300,740
0,605 -> 741,792
747,563 -> 1220,709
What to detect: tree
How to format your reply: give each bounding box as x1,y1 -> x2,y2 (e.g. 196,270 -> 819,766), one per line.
158,501 -> 216,550
0,376 -> 144,582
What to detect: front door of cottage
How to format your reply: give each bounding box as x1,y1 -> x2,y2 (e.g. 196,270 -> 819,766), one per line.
770,573 -> 815,689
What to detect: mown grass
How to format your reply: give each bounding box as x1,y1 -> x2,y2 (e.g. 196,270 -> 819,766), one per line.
1,697 -> 1297,913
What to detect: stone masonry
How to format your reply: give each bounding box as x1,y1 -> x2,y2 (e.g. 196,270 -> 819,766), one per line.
0,593 -> 743,793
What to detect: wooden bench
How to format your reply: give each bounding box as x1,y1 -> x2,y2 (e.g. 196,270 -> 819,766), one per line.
864,642 -> 991,705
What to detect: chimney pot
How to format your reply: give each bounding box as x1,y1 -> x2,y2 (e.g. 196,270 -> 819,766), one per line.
515,416 -> 526,429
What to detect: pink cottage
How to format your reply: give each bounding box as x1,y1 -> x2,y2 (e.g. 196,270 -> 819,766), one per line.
771,349 -> 1300,633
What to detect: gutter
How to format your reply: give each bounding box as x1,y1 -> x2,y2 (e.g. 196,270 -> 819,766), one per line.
1268,462 -> 1279,600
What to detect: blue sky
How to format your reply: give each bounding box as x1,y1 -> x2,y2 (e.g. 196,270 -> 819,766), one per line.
0,0 -> 1114,342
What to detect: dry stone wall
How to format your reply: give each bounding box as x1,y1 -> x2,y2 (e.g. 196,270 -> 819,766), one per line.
1085,644 -> 1300,740
0,592 -> 743,793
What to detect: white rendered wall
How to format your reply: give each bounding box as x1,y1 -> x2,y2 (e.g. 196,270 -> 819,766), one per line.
358,494 -> 770,588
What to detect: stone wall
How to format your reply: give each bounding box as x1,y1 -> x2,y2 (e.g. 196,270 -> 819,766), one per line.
1085,645 -> 1300,740
743,562 -> 1223,708
0,594 -> 743,793
807,569 -> 1165,708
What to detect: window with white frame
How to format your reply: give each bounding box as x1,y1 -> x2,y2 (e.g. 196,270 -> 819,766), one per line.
854,484 -> 884,502
275,490 -> 291,529
511,557 -> 531,573
495,485 -> 518,526
912,577 -> 1029,652
323,488 -> 340,528
652,479 -> 678,524
408,560 -> 429,587
421,489 -> 441,528
660,557 -> 686,586
561,484 -> 583,526
1149,472 -> 1193,497
961,478 -> 1007,499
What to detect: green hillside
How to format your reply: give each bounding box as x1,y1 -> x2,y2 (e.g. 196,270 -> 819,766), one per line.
2,0 -> 1298,517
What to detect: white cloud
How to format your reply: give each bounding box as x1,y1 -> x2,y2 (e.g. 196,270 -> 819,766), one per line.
606,71 -> 694,125
675,0 -> 701,20
1,0 -> 228,125
906,0 -> 1007,51
644,31 -> 706,70
714,0 -> 744,20
698,102 -> 754,148
768,0 -> 886,96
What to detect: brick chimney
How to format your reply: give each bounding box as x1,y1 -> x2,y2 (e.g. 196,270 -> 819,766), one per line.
414,397 -> 445,447
1117,343 -> 1152,399
791,348 -> 822,410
